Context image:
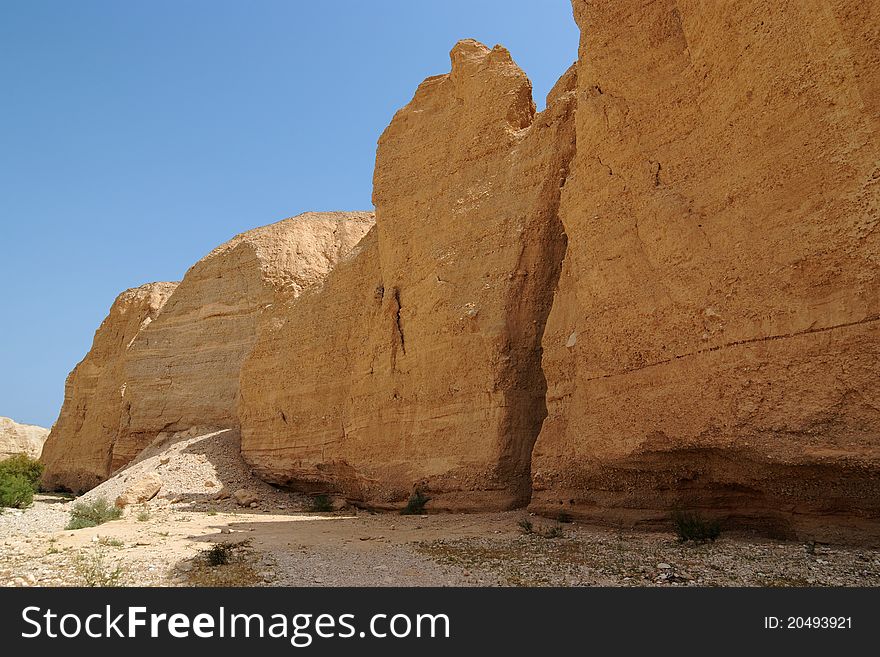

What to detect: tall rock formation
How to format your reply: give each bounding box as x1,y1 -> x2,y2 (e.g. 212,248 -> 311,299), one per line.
113,212 -> 374,468
531,0 -> 880,541
40,282 -> 177,492
0,417 -> 49,460
42,213 -> 373,493
239,41 -> 577,510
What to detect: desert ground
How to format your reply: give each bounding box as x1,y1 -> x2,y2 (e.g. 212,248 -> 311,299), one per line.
1,429 -> 878,588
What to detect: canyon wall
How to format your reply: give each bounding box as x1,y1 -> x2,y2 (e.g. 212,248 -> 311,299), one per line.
41,282 -> 178,492
531,0 -> 880,541
39,1 -> 880,540
113,212 -> 374,468
42,213 -> 373,492
239,41 -> 577,510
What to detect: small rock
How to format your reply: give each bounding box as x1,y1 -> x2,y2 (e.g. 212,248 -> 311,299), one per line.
204,481 -> 215,488
658,563 -> 672,570
159,457 -> 170,465
116,473 -> 163,508
233,489 -> 259,507
220,528 -> 231,534
249,501 -> 258,508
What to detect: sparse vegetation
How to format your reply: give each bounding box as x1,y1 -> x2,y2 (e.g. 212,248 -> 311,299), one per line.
205,542 -> 233,566
518,518 -> 534,535
308,494 -> 334,513
0,454 -> 44,509
98,537 -> 124,548
75,547 -> 127,587
136,506 -> 151,522
67,497 -> 122,530
182,540 -> 265,586
400,490 -> 430,515
556,511 -> 573,524
543,523 -> 565,539
671,510 -> 722,543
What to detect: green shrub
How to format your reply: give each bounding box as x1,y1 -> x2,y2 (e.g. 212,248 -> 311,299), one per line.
308,494 -> 334,512
0,473 -> 34,508
400,490 -> 430,515
67,497 -> 122,530
0,454 -> 44,508
0,454 -> 44,488
671,510 -> 722,543
75,548 -> 126,587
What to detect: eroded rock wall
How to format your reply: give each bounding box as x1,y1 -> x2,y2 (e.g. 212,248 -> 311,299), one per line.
113,212 -> 375,469
40,282 -> 177,492
239,41 -> 577,510
531,0 -> 880,541
41,213 -> 373,492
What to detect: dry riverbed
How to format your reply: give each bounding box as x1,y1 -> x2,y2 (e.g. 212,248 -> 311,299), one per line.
1,495 -> 878,587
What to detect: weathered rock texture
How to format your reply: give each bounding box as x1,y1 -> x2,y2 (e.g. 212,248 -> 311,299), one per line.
240,41 -> 577,510
41,283 -> 178,492
0,417 -> 49,460
114,212 -> 374,468
531,0 -> 880,541
42,213 -> 372,493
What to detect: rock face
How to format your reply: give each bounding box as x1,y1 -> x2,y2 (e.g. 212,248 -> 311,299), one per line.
42,213 -> 373,493
113,212 -> 374,468
239,40 -> 577,510
40,283 -> 177,492
531,0 -> 880,541
0,417 -> 49,460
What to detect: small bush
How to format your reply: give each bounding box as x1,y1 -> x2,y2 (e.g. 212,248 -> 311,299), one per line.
136,507 -> 151,522
543,523 -> 565,539
205,543 -> 233,566
0,474 -> 34,508
0,454 -> 44,508
75,548 -> 126,587
556,511 -> 573,524
0,454 -> 44,488
67,497 -> 122,530
308,494 -> 334,513
518,518 -> 534,535
400,490 -> 430,515
671,510 -> 721,543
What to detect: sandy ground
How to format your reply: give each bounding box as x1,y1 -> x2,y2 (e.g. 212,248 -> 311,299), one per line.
2,497 -> 879,587
2,428 -> 879,587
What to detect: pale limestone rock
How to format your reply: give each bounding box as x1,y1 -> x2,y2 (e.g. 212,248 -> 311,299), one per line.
115,472 -> 162,507
0,417 -> 49,460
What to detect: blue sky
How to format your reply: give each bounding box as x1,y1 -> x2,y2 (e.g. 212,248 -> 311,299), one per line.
0,1 -> 579,428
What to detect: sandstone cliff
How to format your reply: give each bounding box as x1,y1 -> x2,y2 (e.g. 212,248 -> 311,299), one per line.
41,282 -> 178,492
42,213 -> 373,493
0,417 -> 49,460
114,212 -> 374,468
239,41 -> 576,510
531,0 -> 880,541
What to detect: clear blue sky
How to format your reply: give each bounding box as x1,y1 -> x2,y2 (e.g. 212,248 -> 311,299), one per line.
0,1 -> 578,428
